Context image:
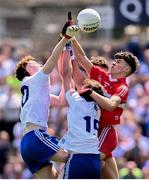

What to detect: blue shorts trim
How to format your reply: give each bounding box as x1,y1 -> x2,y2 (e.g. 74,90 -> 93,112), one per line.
20,129 -> 60,174
34,129 -> 60,151
63,153 -> 101,179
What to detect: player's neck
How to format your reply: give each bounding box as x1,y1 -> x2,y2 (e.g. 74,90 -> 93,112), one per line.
111,73 -> 125,80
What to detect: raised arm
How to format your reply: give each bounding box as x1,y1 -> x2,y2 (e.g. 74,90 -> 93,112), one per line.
60,49 -> 74,93
66,45 -> 86,90
71,37 -> 93,75
42,37 -> 68,74
43,25 -> 82,74
72,60 -> 86,90
50,52 -> 68,107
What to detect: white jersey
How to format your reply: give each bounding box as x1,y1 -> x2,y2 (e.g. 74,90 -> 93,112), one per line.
59,90 -> 101,154
20,70 -> 50,130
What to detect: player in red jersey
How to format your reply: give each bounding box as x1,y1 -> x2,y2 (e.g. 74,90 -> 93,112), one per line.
71,52 -> 120,178
69,35 -> 140,178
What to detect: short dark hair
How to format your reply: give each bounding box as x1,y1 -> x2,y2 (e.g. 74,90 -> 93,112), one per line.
15,55 -> 35,81
114,51 -> 140,75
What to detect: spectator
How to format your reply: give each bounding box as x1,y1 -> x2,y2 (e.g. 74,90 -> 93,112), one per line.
142,160 -> 149,179
119,161 -> 143,179
0,131 -> 11,174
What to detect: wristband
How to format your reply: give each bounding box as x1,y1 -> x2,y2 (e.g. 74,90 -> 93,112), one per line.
64,34 -> 72,39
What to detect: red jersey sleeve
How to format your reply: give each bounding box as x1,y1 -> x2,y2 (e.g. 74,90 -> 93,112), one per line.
113,85 -> 128,103
90,65 -> 106,81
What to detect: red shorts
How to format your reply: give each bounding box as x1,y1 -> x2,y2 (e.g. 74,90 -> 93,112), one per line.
98,126 -> 118,158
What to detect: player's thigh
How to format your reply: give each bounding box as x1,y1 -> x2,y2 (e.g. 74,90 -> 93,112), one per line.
99,126 -> 118,157
102,157 -> 119,179
50,149 -> 68,163
34,164 -> 58,179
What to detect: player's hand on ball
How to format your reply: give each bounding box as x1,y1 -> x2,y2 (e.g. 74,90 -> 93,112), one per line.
65,25 -> 79,39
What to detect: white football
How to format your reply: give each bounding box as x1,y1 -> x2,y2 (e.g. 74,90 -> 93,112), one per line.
77,8 -> 101,33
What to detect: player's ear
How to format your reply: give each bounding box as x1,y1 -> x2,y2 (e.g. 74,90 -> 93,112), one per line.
124,65 -> 130,73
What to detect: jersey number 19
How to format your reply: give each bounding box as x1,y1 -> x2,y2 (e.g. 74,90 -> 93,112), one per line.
83,116 -> 99,135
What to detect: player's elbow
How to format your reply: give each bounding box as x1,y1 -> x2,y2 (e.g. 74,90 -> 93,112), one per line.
106,103 -> 117,112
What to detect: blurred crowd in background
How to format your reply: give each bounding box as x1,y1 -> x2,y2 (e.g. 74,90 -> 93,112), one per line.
0,0 -> 149,178
0,36 -> 149,179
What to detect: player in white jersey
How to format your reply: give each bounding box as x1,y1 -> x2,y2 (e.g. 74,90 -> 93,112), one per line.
58,49 -> 102,179
15,36 -> 72,179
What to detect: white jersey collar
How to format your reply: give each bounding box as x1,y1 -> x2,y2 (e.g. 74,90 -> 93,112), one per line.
109,74 -> 118,82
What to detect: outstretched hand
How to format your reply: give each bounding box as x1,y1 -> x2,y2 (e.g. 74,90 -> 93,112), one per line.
60,11 -> 73,39
65,25 -> 79,39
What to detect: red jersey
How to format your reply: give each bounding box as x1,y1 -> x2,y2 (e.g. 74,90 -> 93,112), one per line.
90,65 -> 129,126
